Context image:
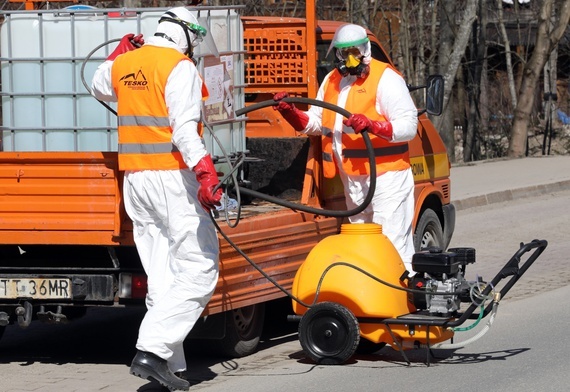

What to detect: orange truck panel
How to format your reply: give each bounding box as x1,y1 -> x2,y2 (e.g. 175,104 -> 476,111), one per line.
0,152 -> 126,245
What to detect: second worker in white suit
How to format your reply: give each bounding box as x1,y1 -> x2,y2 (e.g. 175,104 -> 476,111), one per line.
273,23 -> 418,273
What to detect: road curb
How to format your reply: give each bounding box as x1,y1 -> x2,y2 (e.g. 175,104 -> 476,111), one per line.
453,179 -> 570,211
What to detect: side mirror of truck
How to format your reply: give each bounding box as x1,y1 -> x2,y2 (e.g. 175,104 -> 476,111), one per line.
425,75 -> 444,116
407,74 -> 444,116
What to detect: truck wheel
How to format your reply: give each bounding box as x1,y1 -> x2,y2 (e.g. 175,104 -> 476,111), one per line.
298,302 -> 360,365
414,208 -> 444,251
214,303 -> 266,358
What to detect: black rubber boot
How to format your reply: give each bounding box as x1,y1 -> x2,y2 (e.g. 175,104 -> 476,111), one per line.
129,350 -> 190,391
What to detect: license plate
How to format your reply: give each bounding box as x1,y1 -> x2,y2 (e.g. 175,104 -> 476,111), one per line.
0,278 -> 72,299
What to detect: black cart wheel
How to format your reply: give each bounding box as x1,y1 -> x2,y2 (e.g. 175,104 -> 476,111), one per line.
414,208 -> 444,251
298,302 -> 360,365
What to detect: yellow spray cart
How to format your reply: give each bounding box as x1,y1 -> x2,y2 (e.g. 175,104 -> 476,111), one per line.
290,224 -> 546,365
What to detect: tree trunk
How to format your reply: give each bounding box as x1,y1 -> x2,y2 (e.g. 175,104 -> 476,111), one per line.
479,57 -> 489,160
464,0 -> 487,162
497,0 -> 518,110
432,0 -> 478,162
399,0 -> 412,81
457,64 -> 467,163
542,44 -> 558,155
413,0 -> 426,106
434,1 -> 456,162
508,0 -> 570,157
429,0 -> 439,76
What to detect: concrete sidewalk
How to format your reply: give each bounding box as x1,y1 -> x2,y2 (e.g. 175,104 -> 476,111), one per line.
450,155 -> 570,210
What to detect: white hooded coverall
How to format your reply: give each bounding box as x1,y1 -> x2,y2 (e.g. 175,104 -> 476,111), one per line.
304,67 -> 418,272
91,33 -> 219,372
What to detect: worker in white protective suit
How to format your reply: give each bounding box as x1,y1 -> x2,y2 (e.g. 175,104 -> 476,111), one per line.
91,7 -> 222,391
273,23 -> 418,273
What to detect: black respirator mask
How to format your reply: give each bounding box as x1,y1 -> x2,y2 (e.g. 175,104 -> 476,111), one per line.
335,48 -> 370,78
335,61 -> 370,78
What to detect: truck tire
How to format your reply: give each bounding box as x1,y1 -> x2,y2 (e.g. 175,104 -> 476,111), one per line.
414,208 -> 444,251
0,326 -> 5,342
214,303 -> 266,358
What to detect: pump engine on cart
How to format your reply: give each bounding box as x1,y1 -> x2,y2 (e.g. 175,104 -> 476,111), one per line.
409,247 -> 482,315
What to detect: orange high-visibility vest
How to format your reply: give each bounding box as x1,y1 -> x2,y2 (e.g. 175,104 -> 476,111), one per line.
111,45 -> 208,171
321,59 -> 411,178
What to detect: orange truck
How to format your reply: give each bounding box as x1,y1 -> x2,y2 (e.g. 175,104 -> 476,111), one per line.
0,3 -> 454,357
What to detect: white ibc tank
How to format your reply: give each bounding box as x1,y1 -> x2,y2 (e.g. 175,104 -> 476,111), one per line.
0,6 -> 245,157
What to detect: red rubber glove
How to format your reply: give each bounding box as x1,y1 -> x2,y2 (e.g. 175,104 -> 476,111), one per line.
193,154 -> 223,211
272,92 -> 309,132
107,34 -> 145,61
343,114 -> 393,141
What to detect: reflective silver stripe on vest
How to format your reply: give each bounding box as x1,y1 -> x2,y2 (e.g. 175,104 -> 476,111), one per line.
322,152 -> 334,162
343,144 -> 409,158
322,127 -> 333,162
322,127 -> 333,137
119,143 -> 180,154
118,115 -> 170,127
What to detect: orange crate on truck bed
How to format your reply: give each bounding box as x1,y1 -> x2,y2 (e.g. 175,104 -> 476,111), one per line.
243,18 -> 309,94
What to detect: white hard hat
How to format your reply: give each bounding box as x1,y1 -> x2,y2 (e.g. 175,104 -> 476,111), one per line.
156,7 -> 207,55
328,24 -> 372,64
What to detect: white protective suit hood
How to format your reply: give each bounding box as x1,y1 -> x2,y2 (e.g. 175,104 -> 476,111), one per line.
155,7 -> 205,56
329,24 -> 372,63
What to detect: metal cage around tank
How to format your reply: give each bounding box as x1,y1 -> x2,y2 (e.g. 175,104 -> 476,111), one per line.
0,5 -> 246,161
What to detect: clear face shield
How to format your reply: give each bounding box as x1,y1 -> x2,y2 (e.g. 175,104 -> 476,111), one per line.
192,16 -> 219,58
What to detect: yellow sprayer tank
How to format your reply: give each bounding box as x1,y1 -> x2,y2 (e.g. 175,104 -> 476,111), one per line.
292,223 -> 415,319
292,223 -> 455,347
